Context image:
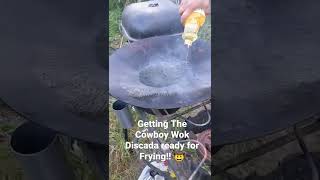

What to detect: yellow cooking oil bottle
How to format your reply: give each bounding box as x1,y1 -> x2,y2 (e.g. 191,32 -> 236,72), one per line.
182,9 -> 206,47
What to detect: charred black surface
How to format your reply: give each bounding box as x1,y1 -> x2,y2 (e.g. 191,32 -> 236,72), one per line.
109,35 -> 211,109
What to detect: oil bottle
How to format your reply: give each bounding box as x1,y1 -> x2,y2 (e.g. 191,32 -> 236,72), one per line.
182,9 -> 206,47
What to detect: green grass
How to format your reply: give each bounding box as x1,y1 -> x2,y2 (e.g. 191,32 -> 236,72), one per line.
108,0 -> 136,42
108,1 -> 147,178
108,0 -> 133,54
109,6 -> 122,42
0,142 -> 24,180
109,98 -> 141,180
199,16 -> 212,42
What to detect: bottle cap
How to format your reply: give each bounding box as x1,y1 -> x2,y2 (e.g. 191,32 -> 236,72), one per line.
184,39 -> 192,47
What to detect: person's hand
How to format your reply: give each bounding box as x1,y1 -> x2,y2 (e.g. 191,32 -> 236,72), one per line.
179,0 -> 211,24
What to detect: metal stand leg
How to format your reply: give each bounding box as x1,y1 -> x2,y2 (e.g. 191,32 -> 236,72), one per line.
123,128 -> 129,142
294,125 -> 319,180
10,122 -> 76,180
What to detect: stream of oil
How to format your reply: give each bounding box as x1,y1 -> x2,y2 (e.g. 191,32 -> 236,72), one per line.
185,46 -> 190,63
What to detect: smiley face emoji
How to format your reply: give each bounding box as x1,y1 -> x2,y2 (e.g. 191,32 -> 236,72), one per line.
173,152 -> 185,162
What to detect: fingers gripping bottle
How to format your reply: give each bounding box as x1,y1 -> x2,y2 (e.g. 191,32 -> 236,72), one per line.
182,9 -> 206,47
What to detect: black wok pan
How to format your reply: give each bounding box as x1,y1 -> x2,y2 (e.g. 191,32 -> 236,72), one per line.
109,34 -> 211,109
